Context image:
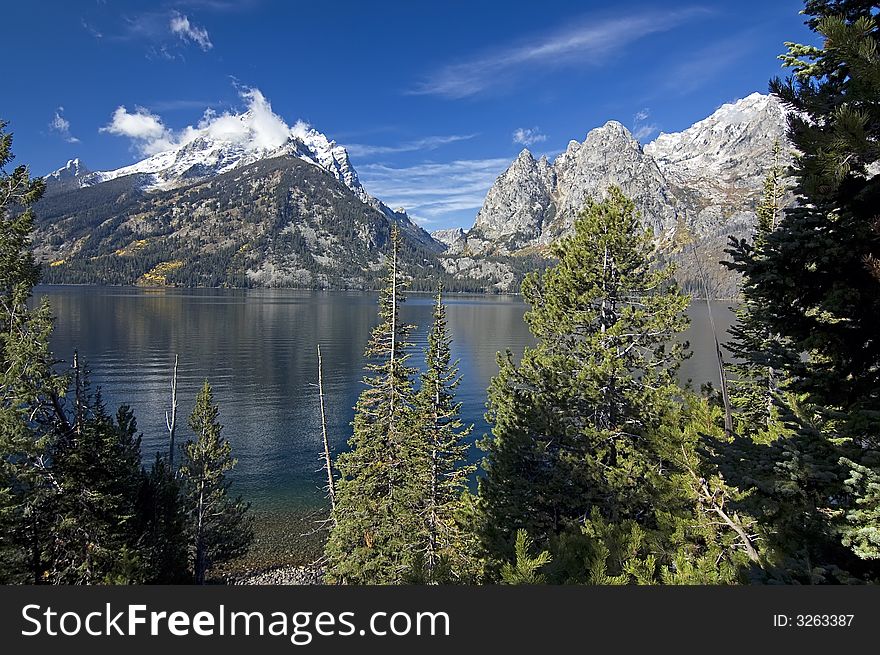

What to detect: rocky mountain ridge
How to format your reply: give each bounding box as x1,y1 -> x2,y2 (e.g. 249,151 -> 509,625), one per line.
441,93 -> 791,297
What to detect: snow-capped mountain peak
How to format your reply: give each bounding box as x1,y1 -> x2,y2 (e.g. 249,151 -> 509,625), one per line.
644,93 -> 788,186
42,103 -> 441,250
46,158 -> 89,182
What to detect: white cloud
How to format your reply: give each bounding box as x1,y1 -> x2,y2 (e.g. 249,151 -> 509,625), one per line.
169,13 -> 213,50
512,127 -> 546,146
358,158 -> 511,226
408,8 -> 707,99
49,107 -> 80,143
631,108 -> 658,142
345,134 -> 476,157
100,105 -> 176,155
100,87 -> 299,157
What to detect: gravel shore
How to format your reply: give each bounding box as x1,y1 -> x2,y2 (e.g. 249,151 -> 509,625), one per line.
229,565 -> 325,585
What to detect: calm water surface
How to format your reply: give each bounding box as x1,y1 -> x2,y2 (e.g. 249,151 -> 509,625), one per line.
38,286 -> 734,564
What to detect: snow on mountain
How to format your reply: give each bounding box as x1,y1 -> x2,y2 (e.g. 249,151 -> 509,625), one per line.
43,158 -> 92,194
43,103 -> 440,250
644,92 -> 789,189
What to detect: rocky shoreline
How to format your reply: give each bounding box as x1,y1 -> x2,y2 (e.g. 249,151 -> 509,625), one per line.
228,564 -> 325,586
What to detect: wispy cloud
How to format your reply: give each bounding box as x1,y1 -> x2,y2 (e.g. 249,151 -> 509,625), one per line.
663,30 -> 757,96
631,108 -> 658,141
86,10 -> 215,58
170,13 -> 213,51
49,107 -> 80,144
344,134 -> 476,158
81,18 -> 103,39
358,158 -> 511,226
512,127 -> 546,146
408,8 -> 708,99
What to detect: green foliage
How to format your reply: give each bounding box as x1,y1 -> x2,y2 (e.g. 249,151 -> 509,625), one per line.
409,286 -> 478,583
725,143 -> 797,436
500,530 -> 552,584
840,456 -> 880,559
135,454 -> 190,583
325,227 -> 424,583
0,121 -> 64,583
48,378 -> 146,584
478,187 -> 690,566
180,381 -> 253,584
723,0 -> 880,581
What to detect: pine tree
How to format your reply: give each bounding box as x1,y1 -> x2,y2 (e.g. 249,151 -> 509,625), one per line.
324,226 -> 423,584
545,396 -> 759,585
725,0 -> 880,579
135,453 -> 190,583
477,187 -> 690,569
725,142 -> 796,435
179,381 -> 252,584
411,285 -> 477,583
0,121 -> 67,583
48,370 -> 146,584
500,530 -> 552,584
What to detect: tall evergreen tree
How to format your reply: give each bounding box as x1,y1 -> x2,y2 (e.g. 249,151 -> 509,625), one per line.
477,187 -> 690,567
48,368 -> 146,584
725,142 -> 796,435
411,286 -> 477,583
324,226 -> 423,584
135,453 -> 190,583
179,381 -> 252,584
725,0 -> 880,580
0,121 -> 67,583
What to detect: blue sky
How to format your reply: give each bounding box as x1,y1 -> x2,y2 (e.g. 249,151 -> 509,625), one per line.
3,0 -> 815,230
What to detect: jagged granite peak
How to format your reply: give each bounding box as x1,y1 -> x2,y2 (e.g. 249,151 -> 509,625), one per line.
46,157 -> 89,180
441,92 -> 791,297
462,148 -> 555,252
550,120 -> 677,239
43,158 -> 92,194
463,121 -> 677,254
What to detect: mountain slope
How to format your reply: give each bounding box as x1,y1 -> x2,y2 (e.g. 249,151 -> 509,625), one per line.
35,154 -> 452,289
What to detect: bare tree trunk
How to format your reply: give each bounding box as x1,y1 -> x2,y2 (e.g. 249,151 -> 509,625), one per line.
691,244 -> 733,435
317,344 -> 336,515
72,350 -> 82,436
195,486 -> 206,584
166,354 -> 179,469
389,236 -> 398,425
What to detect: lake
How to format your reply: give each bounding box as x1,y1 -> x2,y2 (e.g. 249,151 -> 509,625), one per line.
38,286 -> 735,567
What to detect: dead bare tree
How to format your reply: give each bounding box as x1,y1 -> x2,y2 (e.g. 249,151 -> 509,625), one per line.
690,243 -> 734,435
165,354 -> 179,468
317,344 -> 336,517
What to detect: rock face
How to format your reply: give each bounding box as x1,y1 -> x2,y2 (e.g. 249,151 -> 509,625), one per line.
431,227 -> 467,248
464,150 -> 555,252
445,93 -> 791,297
43,158 -> 91,195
